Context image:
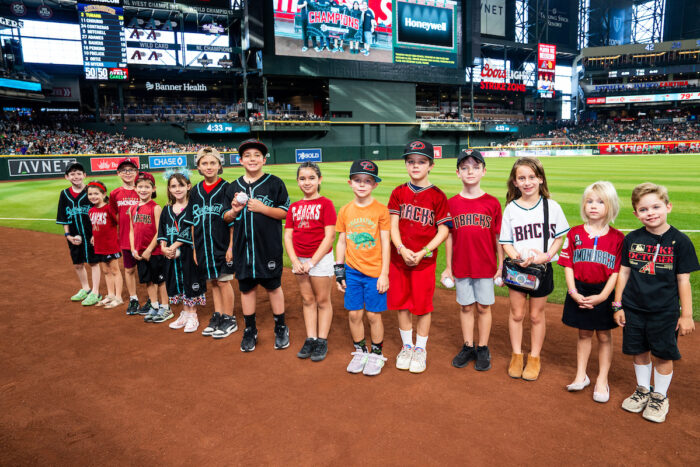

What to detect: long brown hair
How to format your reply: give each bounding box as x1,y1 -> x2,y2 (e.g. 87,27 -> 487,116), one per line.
166,173 -> 191,205
505,157 -> 550,204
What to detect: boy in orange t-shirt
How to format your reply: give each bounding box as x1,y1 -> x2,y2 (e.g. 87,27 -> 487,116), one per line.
335,160 -> 390,376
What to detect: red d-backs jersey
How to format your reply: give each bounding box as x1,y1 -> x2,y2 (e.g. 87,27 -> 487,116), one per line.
109,186 -> 139,250
388,183 -> 450,270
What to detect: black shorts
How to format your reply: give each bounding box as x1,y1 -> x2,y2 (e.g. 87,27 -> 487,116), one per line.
95,252 -> 122,263
67,239 -> 98,265
562,280 -> 617,331
238,276 -> 282,293
164,248 -> 207,299
505,263 -> 554,298
137,255 -> 166,285
622,308 -> 681,361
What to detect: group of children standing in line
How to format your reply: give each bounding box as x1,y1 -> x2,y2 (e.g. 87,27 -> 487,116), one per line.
57,138 -> 698,424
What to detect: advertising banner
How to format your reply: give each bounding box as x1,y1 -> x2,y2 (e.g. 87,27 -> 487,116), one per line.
481,0 -> 505,37
8,157 -> 76,177
598,140 -> 700,154
587,92 -> 700,105
295,148 -> 322,163
537,43 -> 556,99
90,156 -> 141,172
433,145 -> 442,159
148,155 -> 187,169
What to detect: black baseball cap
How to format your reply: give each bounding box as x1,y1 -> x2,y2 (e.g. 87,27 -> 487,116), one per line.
402,139 -> 434,160
456,149 -> 485,167
349,159 -> 381,182
238,138 -> 268,156
64,162 -> 85,174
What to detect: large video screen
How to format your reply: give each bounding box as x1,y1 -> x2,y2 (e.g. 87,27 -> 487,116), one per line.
273,0 -> 458,68
10,20 -> 83,66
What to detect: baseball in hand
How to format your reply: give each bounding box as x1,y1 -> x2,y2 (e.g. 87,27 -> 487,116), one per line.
175,248 -> 181,258
236,192 -> 249,204
441,277 -> 455,288
74,235 -> 82,244
495,277 -> 504,287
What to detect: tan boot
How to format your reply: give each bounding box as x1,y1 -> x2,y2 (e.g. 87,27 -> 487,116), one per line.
508,352 -> 524,379
522,354 -> 541,381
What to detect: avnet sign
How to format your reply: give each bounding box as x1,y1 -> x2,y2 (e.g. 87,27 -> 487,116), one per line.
145,82 -> 207,92
8,158 -> 76,177
295,148 -> 322,163
149,155 -> 187,168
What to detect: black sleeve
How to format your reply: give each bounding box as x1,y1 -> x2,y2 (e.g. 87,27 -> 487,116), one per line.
56,191 -> 69,224
157,207 -> 168,242
274,177 -> 291,211
620,234 -> 632,268
675,232 -> 700,274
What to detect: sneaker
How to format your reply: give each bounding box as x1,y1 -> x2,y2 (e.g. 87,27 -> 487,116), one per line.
169,311 -> 188,329
396,345 -> 413,370
642,392 -> 669,423
201,311 -> 221,336
126,298 -> 140,315
137,299 -> 153,316
452,344 -> 476,368
409,347 -> 427,373
297,338 -> 316,359
97,296 -> 113,306
71,289 -> 89,302
314,46 -> 322,52
212,314 -> 238,339
81,292 -> 101,306
621,386 -> 651,413
143,307 -> 159,323
105,297 -> 124,309
346,350 -> 368,374
274,324 -> 290,349
310,340 -> 328,362
184,313 -> 199,333
363,353 -> 388,376
301,46 -> 308,52
240,327 -> 258,352
475,346 -> 492,371
152,307 -> 174,323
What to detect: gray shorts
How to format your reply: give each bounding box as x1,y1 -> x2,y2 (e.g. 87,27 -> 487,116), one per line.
456,277 -> 495,306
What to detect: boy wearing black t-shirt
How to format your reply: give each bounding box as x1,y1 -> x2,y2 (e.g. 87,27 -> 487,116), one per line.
613,183 -> 699,423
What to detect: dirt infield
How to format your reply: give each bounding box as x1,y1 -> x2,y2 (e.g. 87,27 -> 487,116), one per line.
1,227 -> 699,465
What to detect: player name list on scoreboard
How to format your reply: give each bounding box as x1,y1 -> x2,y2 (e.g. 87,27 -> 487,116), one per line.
78,3 -> 127,80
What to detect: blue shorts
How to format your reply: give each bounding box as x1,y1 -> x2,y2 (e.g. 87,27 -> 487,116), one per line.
344,265 -> 386,313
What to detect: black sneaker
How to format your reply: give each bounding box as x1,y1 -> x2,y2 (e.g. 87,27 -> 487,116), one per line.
126,298 -> 139,315
452,344 -> 476,368
202,312 -> 221,337
310,339 -> 328,362
274,324 -> 290,350
137,299 -> 152,316
475,345 -> 492,371
297,338 -> 316,359
241,327 -> 258,352
212,314 -> 238,339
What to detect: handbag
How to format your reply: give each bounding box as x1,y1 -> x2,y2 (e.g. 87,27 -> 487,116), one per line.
502,198 -> 549,292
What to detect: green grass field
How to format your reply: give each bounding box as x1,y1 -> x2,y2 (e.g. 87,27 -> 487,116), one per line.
2,154 -> 699,318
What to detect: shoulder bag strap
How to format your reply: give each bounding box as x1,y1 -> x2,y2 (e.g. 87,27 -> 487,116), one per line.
542,197 -> 550,257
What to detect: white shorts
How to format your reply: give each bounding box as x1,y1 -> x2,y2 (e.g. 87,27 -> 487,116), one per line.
456,277 -> 495,306
298,252 -> 334,277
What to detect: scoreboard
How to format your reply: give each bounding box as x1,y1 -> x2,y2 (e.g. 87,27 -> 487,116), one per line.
78,3 -> 127,80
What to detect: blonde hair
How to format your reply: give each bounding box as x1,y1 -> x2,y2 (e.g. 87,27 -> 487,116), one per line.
506,157 -> 550,204
580,181 -> 620,225
631,182 -> 670,210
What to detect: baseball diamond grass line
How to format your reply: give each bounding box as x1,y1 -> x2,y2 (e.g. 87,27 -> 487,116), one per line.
1,154 -> 698,316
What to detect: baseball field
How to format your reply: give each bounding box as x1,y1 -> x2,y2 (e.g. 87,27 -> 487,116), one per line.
1,153 -> 698,316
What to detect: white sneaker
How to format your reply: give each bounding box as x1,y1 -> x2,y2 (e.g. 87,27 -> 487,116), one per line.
396,344 -> 413,370
346,351 -> 368,374
184,313 -> 199,333
169,311 -> 188,329
363,353 -> 388,376
409,347 -> 427,373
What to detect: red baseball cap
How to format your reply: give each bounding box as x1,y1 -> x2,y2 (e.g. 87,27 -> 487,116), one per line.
136,172 -> 156,185
117,157 -> 138,170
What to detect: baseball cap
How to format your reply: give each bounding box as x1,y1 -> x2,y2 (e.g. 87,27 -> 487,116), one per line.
195,147 -> 223,165
136,172 -> 156,185
64,162 -> 85,175
456,148 -> 485,168
116,157 -> 138,170
402,139 -> 434,160
349,159 -> 381,182
238,138 -> 268,156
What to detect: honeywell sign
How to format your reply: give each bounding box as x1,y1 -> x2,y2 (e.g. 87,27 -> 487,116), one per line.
145,82 -> 208,92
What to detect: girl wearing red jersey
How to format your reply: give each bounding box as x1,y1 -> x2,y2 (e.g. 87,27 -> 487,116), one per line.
88,181 -> 124,309
284,162 -> 337,362
558,181 -> 624,403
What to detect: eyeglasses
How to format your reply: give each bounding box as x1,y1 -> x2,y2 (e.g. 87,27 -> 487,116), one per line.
119,168 -> 137,174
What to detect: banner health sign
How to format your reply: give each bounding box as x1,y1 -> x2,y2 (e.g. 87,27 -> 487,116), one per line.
295,148 -> 322,163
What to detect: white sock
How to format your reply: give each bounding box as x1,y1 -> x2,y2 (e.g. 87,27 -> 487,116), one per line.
399,328 -> 413,347
653,369 -> 673,397
130,295 -> 138,300
634,362 -> 653,389
152,301 -> 159,309
415,334 -> 428,350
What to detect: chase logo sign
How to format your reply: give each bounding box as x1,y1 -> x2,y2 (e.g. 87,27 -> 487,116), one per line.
149,155 -> 186,169
295,148 -> 322,163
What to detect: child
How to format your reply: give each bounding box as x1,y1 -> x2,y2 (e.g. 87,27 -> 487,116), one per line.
559,181 -> 624,403
441,149 -> 503,372
389,140 -> 451,374
56,162 -> 101,306
499,157 -> 569,381
87,181 -> 124,309
128,172 -> 169,322
284,162 -> 336,361
614,183 -> 698,423
335,159 -> 390,375
224,139 -> 290,352
158,171 -> 206,331
175,147 -> 237,339
109,157 -> 140,313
